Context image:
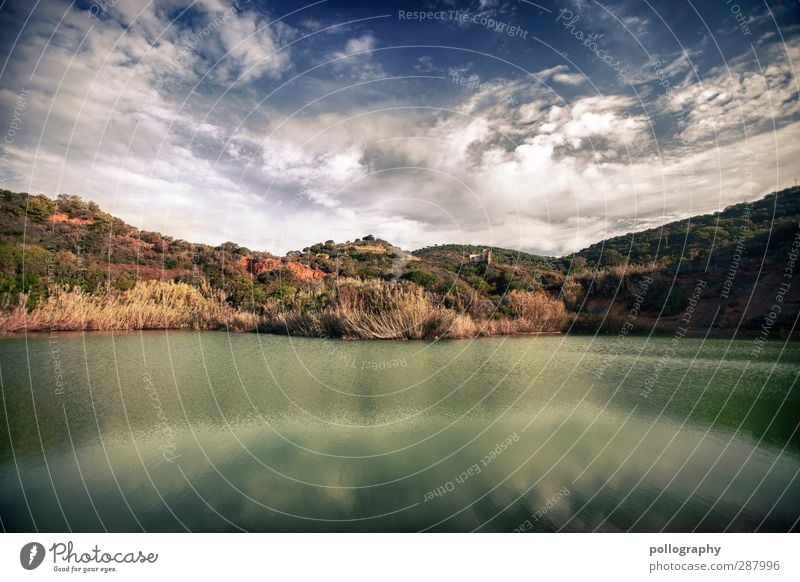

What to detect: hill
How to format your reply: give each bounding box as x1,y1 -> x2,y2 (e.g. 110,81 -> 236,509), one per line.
571,188 -> 800,269
0,187 -> 798,339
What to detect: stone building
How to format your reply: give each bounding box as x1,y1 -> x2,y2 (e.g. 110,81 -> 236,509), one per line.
469,248 -> 492,264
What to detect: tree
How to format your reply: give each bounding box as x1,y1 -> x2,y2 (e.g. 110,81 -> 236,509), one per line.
23,195 -> 56,223
602,248 -> 626,267
570,256 -> 588,272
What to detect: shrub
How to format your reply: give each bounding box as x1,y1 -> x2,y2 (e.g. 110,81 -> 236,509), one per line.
22,195 -> 57,223
506,290 -> 568,331
401,270 -> 433,288
562,279 -> 584,311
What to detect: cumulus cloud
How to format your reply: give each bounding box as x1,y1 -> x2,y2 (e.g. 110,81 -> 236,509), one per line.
667,42 -> 800,145
0,0 -> 300,244
210,6 -> 292,82
0,0 -> 797,256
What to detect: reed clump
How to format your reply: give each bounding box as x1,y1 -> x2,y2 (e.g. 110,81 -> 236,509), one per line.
0,280 -> 261,332
264,280 -> 470,339
262,282 -> 568,339
1,279 -> 569,339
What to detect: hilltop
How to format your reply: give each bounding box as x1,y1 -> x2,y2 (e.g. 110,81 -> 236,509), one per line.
0,187 -> 798,339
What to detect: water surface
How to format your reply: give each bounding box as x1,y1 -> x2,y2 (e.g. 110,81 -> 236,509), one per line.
1,331 -> 798,532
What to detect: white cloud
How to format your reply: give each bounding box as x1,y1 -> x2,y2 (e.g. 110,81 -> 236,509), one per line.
666,41 -> 800,145
326,33 -> 383,81
340,33 -> 376,55
0,2 -> 797,257
210,4 -> 293,82
536,64 -> 587,86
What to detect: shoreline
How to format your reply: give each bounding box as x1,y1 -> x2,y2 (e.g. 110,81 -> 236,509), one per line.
2,326 -> 794,341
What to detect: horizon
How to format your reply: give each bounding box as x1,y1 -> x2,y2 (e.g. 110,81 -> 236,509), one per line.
1,0 -> 798,255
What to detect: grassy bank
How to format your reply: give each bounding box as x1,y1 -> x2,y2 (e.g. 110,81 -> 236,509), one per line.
0,281 -> 261,333
0,280 -> 568,339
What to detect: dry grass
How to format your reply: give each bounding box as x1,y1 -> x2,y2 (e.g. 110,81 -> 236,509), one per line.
0,281 -> 262,333
264,282 -> 568,339
569,263 -> 656,298
442,314 -> 477,339
562,279 -> 584,311
507,290 -> 567,327
265,281 -> 465,339
1,279 -> 570,339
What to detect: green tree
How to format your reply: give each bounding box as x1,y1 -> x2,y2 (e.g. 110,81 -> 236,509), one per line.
22,195 -> 56,223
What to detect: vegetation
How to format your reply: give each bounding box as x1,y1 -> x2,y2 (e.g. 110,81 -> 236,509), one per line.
0,187 -> 798,339
570,189 -> 800,269
0,281 -> 261,333
261,279 -> 567,340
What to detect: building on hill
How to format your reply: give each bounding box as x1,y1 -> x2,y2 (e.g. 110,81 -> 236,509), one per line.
469,248 -> 492,264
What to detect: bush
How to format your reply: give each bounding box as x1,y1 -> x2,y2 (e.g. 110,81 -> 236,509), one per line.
22,195 -> 57,223
401,270 -> 433,288
562,279 -> 583,311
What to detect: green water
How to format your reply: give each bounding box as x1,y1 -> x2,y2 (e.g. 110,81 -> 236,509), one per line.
1,331 -> 798,532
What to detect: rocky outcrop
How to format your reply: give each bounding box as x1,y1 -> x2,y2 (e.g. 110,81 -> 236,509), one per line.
238,256 -> 329,281
49,212 -> 93,224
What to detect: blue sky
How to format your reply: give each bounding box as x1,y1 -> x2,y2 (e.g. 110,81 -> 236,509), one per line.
0,0 -> 798,255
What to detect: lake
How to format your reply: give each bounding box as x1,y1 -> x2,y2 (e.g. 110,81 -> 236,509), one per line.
1,331 -> 798,532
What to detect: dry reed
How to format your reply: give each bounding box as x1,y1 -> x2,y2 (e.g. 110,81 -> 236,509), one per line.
1,279 -> 569,339
0,281 -> 261,332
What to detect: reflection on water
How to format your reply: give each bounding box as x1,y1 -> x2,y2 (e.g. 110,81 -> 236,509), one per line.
1,331 -> 798,531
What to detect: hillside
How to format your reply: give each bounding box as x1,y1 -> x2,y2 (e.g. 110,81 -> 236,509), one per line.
1,187 -> 798,339
564,188 -> 800,336
571,188 -> 800,269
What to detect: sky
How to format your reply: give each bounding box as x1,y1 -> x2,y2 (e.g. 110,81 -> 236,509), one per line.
0,0 -> 798,255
